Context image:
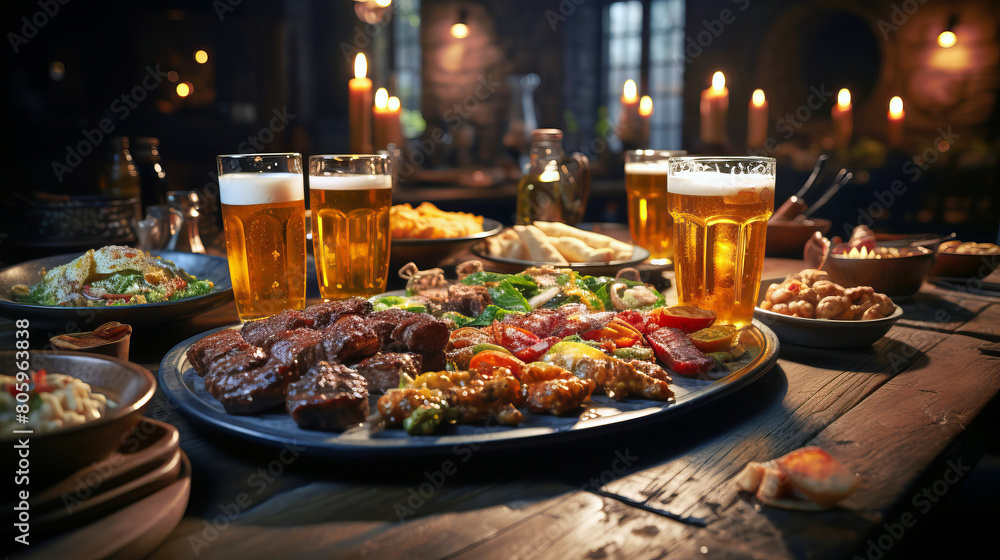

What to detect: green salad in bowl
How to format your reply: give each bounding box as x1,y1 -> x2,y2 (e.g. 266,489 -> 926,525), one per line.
9,245 -> 214,307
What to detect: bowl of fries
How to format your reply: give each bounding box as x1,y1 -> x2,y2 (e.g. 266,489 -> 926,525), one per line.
389,202 -> 502,270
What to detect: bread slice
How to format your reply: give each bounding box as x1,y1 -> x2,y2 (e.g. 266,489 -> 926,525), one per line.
93,246 -> 149,275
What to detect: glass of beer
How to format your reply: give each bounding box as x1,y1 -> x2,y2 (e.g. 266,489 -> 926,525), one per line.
217,153 -> 307,322
667,156 -> 775,327
624,149 -> 687,265
308,154 -> 392,300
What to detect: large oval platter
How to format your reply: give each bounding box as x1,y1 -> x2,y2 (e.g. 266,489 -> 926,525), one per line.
159,318 -> 779,458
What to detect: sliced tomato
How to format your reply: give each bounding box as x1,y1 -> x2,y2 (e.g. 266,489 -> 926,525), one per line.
34,369 -> 55,393
646,305 -> 716,333
469,350 -> 526,379
689,324 -> 738,353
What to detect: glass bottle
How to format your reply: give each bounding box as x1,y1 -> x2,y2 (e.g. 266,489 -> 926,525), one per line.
98,137 -> 141,199
133,137 -> 169,208
516,129 -> 590,225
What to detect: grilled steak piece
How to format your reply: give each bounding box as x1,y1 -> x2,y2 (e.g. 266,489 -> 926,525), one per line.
203,358 -> 287,414
317,314 -> 382,363
205,327 -> 326,414
351,352 -> 422,394
286,361 -> 370,431
240,309 -> 313,348
186,328 -> 264,376
302,297 -> 373,329
367,309 -> 450,354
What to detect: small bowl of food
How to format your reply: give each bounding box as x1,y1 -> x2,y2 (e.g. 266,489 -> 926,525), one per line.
765,218 -> 831,258
0,351 -> 156,485
930,240 -> 1000,279
823,245 -> 935,299
754,270 -> 903,348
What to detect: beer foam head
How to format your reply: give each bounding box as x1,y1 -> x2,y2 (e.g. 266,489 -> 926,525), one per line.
308,174 -> 392,190
625,162 -> 671,175
219,172 -> 304,205
668,170 -> 774,196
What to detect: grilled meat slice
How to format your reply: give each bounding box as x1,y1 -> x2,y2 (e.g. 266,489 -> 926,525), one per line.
286,361 -> 370,431
186,328 -> 265,376
204,327 -> 325,414
302,297 -> 373,329
424,283 -> 491,317
317,314 -> 382,363
351,352 -> 422,394
240,309 -> 313,349
367,309 -> 451,354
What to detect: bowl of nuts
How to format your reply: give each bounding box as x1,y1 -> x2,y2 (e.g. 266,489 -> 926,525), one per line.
823,244 -> 935,299
930,240 -> 1000,279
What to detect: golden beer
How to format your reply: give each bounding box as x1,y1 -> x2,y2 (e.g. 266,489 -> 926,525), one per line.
625,164 -> 672,264
668,159 -> 775,327
309,174 -> 392,299
218,170 -> 307,321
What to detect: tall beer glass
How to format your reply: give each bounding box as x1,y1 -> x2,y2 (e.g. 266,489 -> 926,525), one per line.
624,149 -> 686,265
217,153 -> 307,321
309,154 -> 392,300
667,156 -> 775,327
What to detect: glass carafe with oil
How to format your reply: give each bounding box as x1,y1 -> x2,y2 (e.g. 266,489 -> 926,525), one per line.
515,129 -> 590,225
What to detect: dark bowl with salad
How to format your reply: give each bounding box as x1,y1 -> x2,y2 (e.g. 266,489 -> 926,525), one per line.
0,248 -> 233,331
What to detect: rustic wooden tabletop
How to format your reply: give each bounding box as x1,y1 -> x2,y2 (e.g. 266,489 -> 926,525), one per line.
4,247 -> 999,560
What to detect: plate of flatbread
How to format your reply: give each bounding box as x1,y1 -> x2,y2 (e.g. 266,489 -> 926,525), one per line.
471,221 -> 651,276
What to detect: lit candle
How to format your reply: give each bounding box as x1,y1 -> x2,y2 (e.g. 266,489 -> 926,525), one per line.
349,53 -> 373,153
621,79 -> 639,131
374,89 -> 404,150
638,95 -> 653,146
699,71 -> 729,146
832,88 -> 853,150
747,89 -> 768,149
888,96 -> 905,149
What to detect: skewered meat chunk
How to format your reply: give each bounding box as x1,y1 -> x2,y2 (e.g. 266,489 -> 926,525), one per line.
407,371 -> 523,426
377,387 -> 456,435
186,328 -> 265,376
240,309 -> 313,348
518,362 -> 595,415
351,352 -> 422,394
302,297 -> 372,328
286,361 -> 370,431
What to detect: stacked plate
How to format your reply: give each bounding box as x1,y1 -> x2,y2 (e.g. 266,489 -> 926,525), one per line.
6,418 -> 190,559
1,351 -> 190,560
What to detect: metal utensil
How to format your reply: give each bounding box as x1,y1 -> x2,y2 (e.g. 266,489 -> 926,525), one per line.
771,153 -> 828,221
802,169 -> 853,219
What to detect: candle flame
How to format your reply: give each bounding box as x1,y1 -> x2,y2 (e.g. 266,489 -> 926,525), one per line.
639,95 -> 653,117
938,30 -> 956,48
889,96 -> 904,118
711,71 -> 725,92
752,89 -> 766,107
451,22 -> 469,39
354,53 -> 367,79
837,88 -> 851,109
388,96 -> 401,111
623,80 -> 637,102
375,87 -> 388,109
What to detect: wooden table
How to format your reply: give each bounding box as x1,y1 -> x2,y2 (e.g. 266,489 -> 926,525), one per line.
5,257 -> 1000,559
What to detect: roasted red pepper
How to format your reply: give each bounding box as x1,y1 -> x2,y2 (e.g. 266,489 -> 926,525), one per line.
581,316 -> 642,348
645,327 -> 715,377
